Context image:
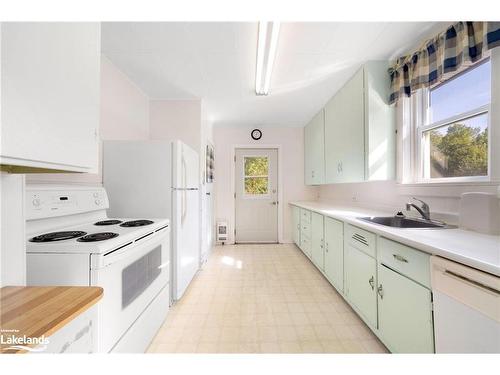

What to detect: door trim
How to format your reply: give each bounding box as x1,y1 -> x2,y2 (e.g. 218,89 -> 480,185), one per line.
230,144 -> 283,244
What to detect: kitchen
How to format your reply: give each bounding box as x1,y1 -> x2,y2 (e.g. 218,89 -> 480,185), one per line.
0,2 -> 499,373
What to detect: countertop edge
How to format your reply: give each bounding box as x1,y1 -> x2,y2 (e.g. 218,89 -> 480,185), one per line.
290,201 -> 500,277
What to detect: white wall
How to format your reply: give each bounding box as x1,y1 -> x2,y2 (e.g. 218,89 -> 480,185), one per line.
214,126 -> 318,244
149,99 -> 202,152
26,56 -> 150,185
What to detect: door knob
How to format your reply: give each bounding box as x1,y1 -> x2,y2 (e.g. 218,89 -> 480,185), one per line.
271,201 -> 277,205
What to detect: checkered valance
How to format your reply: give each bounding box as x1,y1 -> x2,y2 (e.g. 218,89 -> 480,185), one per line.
388,22 -> 500,104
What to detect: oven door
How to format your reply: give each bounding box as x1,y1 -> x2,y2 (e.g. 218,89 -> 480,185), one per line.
90,228 -> 170,353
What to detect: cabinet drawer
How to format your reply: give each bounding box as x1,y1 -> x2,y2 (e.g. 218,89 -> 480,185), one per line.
378,237 -> 431,288
300,209 -> 312,224
300,222 -> 311,238
345,224 -> 376,258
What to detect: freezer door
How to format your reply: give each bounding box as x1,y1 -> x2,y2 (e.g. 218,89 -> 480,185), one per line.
172,140 -> 199,189
172,189 -> 200,300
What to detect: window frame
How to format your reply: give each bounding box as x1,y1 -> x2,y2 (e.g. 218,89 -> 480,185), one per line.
242,155 -> 270,198
410,60 -> 492,184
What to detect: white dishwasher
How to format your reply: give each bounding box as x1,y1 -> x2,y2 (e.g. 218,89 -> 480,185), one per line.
431,256 -> 500,353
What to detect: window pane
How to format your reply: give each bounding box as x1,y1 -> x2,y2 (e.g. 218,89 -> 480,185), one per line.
245,177 -> 268,194
430,60 -> 491,123
424,113 -> 488,178
244,157 -> 268,176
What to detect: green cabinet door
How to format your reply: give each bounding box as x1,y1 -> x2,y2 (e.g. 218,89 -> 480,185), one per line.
304,110 -> 325,185
324,217 -> 344,293
292,206 -> 301,246
345,243 -> 377,328
324,68 -> 365,184
311,212 -> 324,270
377,264 -> 435,353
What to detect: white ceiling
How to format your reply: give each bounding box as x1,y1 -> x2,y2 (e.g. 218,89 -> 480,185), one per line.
101,22 -> 446,127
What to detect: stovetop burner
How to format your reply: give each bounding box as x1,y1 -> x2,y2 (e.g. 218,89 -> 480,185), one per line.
94,219 -> 123,226
120,220 -> 154,227
30,231 -> 87,243
77,232 -> 119,242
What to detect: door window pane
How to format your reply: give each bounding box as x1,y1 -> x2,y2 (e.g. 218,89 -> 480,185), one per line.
244,177 -> 269,194
423,113 -> 488,178
429,60 -> 491,123
244,156 -> 269,195
244,157 -> 268,176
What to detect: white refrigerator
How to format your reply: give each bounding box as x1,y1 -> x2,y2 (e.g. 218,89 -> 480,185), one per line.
103,140 -> 200,301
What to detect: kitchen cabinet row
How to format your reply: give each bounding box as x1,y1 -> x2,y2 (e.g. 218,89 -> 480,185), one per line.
292,205 -> 435,353
1,23 -> 100,173
304,61 -> 396,185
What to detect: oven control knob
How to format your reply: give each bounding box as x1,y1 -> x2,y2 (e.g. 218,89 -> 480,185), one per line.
95,199 -> 101,206
32,198 -> 40,207
93,192 -> 99,198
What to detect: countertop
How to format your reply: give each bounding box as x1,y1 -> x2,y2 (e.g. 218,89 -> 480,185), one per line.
0,286 -> 103,354
290,201 -> 500,277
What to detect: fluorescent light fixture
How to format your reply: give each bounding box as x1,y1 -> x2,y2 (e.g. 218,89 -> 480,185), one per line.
255,21 -> 280,96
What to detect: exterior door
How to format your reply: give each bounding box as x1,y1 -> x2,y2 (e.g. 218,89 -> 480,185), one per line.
235,148 -> 278,243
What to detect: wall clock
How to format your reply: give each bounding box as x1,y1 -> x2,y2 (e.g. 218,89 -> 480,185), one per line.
251,128 -> 262,140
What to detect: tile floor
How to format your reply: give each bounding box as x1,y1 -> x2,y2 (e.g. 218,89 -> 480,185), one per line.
147,244 -> 388,353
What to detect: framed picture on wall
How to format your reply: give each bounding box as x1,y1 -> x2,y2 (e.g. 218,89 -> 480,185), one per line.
206,143 -> 215,183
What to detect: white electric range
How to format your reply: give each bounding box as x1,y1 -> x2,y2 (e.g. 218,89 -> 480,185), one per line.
25,184 -> 170,353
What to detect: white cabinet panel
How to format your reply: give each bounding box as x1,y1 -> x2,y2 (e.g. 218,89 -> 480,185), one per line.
1,23 -> 100,172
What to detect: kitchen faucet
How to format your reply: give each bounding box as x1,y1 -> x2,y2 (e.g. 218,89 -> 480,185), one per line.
406,197 -> 431,221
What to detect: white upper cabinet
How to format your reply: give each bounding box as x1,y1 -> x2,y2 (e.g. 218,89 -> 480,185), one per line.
304,109 -> 325,185
306,61 -> 395,185
1,23 -> 100,173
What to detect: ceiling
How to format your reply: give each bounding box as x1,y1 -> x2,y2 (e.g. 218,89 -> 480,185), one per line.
101,22 -> 446,127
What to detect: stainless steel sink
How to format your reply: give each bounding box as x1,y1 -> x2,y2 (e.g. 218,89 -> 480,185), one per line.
357,216 -> 457,229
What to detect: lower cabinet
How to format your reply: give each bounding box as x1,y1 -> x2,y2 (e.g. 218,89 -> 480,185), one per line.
311,212 -> 325,270
292,206 -> 301,246
324,217 -> 344,293
290,205 -> 435,353
344,243 -> 378,328
377,265 -> 434,353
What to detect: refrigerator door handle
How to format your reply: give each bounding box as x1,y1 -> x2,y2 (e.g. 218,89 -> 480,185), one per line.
181,190 -> 187,225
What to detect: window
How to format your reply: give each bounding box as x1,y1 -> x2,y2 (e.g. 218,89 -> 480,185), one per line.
244,156 -> 269,195
416,59 -> 491,181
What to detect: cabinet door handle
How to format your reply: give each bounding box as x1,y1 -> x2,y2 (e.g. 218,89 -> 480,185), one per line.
377,284 -> 384,299
368,276 -> 374,290
393,254 -> 408,263
325,242 -> 329,253
320,238 -> 324,249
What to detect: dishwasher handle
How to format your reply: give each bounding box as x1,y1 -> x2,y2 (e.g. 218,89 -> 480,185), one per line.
444,270 -> 500,296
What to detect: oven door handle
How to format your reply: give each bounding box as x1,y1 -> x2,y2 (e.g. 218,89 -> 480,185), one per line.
93,232 -> 169,269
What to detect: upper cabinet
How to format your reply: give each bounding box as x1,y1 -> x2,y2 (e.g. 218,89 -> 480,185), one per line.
304,61 -> 395,185
324,68 -> 365,183
1,23 -> 100,173
304,109 -> 325,185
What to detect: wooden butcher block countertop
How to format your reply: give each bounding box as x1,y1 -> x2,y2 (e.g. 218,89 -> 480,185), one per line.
0,286 -> 103,354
